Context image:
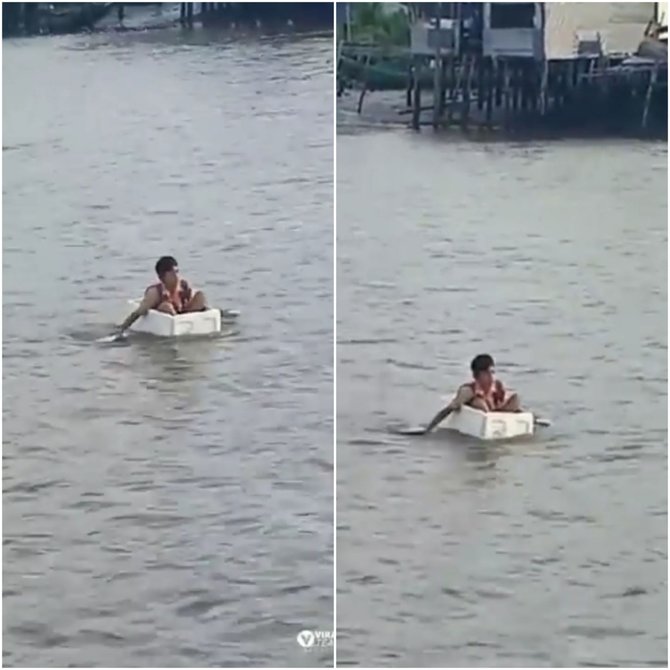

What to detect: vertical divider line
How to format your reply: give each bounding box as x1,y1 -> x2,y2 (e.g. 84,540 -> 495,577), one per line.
332,2 -> 338,666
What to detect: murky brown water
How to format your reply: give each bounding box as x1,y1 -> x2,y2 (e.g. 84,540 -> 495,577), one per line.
337,130 -> 667,667
4,27 -> 333,667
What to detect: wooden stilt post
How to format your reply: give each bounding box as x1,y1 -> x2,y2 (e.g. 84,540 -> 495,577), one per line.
357,53 -> 370,115
440,57 -> 448,114
433,58 -> 444,129
560,62 -> 569,110
412,61 -> 423,130
357,85 -> 368,114
446,55 -> 456,126
502,60 -> 512,127
641,63 -> 658,130
539,58 -> 549,115
336,40 -> 344,97
461,55 -> 472,129
494,58 -> 503,108
512,63 -> 522,111
432,3 -> 443,129
520,62 -> 529,111
476,55 -> 484,112
485,58 -> 494,127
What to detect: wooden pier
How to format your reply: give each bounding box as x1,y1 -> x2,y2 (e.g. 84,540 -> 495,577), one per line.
2,3 -> 113,37
338,2 -> 668,137
3,3 -> 333,37
399,53 -> 667,135
180,2 -> 333,29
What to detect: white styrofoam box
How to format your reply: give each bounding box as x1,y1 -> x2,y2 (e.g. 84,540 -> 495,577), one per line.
444,404 -> 534,440
126,300 -> 221,337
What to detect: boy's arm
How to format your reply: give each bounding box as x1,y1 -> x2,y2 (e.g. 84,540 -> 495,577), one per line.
118,287 -> 159,332
423,385 -> 474,434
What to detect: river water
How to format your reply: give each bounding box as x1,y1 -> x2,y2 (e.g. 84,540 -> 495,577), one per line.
4,28 -> 333,667
337,130 -> 667,666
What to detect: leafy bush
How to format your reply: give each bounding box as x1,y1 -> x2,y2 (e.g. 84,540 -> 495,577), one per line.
350,3 -> 410,46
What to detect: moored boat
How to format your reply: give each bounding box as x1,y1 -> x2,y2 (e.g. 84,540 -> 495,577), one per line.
338,46 -> 435,91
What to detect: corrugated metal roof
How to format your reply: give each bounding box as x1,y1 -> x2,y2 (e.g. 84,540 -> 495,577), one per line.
544,2 -> 654,59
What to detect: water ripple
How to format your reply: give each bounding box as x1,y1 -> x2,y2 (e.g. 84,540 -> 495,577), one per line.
337,131 -> 667,666
4,27 -> 333,668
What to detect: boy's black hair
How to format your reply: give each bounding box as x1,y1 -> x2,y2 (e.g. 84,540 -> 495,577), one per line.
471,354 -> 494,376
155,256 -> 178,278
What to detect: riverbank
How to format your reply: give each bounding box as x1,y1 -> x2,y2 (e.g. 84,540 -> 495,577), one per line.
2,3 -> 114,38
338,59 -> 668,140
3,3 -> 334,38
337,1 -> 667,140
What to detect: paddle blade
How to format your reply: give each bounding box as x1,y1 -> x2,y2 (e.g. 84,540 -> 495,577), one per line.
393,426 -> 427,436
96,332 -> 127,344
534,417 -> 552,428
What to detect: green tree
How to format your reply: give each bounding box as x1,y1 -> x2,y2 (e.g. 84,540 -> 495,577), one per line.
351,3 -> 410,46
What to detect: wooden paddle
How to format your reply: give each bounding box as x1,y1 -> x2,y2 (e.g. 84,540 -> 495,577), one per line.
394,426 -> 429,436
96,330 -> 127,343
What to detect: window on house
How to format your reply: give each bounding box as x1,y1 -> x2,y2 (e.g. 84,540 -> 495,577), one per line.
490,3 -> 536,29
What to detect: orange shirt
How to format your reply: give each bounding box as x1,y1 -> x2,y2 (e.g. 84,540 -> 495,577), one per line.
468,379 -> 506,410
146,279 -> 192,313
